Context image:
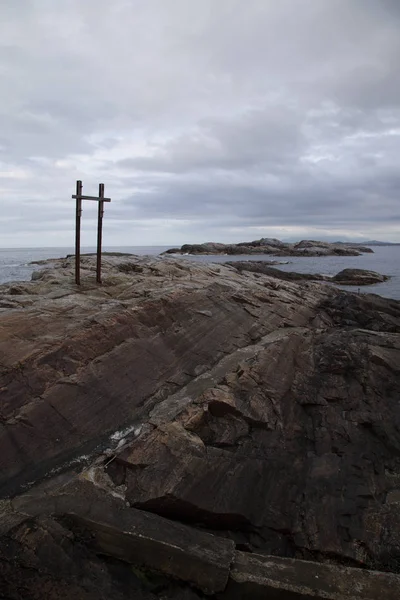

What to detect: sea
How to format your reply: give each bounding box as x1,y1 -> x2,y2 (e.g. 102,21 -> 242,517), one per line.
0,245 -> 399,300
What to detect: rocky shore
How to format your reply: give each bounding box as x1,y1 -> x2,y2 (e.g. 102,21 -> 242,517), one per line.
164,238 -> 374,257
0,254 -> 400,599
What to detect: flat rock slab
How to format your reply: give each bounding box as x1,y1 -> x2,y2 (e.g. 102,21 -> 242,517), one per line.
226,552 -> 400,599
69,512 -> 235,594
9,477 -> 235,595
66,497 -> 234,594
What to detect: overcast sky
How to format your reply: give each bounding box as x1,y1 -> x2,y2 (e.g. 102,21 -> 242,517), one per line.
1,0 -> 399,247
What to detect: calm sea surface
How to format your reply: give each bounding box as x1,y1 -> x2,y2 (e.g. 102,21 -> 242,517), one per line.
0,246 -> 399,300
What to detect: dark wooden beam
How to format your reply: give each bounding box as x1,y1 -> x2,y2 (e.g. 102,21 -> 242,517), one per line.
72,194 -> 111,202
75,180 -> 83,285
96,183 -> 105,284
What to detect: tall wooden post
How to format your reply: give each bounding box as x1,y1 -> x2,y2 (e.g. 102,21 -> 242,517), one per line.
97,183 -> 105,283
75,180 -> 82,285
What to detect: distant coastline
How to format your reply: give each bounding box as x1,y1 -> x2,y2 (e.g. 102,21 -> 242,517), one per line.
336,240 -> 400,246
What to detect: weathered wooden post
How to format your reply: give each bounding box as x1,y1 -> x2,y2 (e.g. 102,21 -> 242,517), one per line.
75,180 -> 82,285
96,183 -> 105,284
72,181 -> 111,285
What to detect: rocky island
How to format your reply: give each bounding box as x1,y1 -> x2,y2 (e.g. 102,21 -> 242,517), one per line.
0,254 -> 400,599
164,238 -> 374,256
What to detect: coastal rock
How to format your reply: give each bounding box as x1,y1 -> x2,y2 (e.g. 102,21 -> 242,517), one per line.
293,239 -> 374,255
227,261 -> 326,282
333,268 -> 390,285
163,238 -> 374,257
236,237 -> 286,249
228,262 -> 390,287
0,254 -> 400,597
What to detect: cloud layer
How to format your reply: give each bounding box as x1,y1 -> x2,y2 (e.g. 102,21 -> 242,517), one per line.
1,0 -> 400,246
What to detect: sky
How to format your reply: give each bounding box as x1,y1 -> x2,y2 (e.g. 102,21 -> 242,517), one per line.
1,0 -> 400,247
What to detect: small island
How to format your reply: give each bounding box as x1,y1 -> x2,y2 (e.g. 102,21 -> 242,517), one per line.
164,238 -> 374,257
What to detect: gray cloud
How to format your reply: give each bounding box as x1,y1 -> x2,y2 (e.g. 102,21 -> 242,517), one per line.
0,0 -> 399,247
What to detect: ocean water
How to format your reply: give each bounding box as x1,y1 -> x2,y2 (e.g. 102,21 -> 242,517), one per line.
183,245 -> 400,300
0,246 -> 169,286
0,245 -> 399,300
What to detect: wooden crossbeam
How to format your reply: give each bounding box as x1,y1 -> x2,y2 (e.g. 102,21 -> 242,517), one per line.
72,194 -> 111,202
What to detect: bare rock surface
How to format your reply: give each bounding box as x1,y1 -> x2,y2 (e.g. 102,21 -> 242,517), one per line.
164,238 -> 374,257
0,253 -> 400,598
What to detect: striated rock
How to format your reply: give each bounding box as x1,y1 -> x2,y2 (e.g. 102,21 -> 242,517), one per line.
110,325 -> 400,569
0,253 -> 400,597
163,238 -> 374,257
0,256 -> 320,498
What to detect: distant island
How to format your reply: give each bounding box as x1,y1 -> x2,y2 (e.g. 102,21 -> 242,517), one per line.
338,240 -> 400,246
164,238 -> 374,257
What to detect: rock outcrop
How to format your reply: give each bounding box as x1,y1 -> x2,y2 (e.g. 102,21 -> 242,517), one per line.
0,254 -> 400,598
333,268 -> 390,285
2,478 -> 400,599
228,262 -> 390,286
164,238 -> 374,256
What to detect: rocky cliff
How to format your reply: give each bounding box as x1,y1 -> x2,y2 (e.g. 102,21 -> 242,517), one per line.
0,254 -> 400,599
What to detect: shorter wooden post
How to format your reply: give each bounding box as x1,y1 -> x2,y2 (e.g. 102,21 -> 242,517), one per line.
75,180 -> 82,285
96,183 -> 104,283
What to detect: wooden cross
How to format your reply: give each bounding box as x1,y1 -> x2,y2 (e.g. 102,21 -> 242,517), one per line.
72,180 -> 111,285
